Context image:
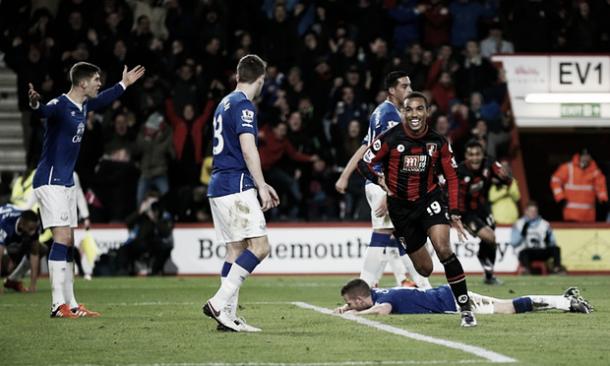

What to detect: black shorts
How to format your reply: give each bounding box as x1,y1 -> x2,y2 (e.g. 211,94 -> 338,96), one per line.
387,189 -> 449,254
462,209 -> 495,236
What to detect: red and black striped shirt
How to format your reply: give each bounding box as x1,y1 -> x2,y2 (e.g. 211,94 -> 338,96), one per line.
457,159 -> 512,213
358,124 -> 460,212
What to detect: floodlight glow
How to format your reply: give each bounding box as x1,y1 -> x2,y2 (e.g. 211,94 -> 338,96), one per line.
524,93 -> 610,103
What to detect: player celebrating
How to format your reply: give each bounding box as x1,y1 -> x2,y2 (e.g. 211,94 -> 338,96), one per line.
358,92 -> 476,327
28,62 -> 145,317
203,54 -> 279,333
0,206 -> 41,294
457,139 -> 512,285
335,71 -> 430,289
336,278 -> 593,315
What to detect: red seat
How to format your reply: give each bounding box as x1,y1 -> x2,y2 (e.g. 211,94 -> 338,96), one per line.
517,260 -> 548,275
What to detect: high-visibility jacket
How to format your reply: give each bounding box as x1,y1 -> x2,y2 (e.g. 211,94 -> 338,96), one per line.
550,154 -> 608,222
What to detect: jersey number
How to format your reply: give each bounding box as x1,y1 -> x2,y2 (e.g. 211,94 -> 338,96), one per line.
426,201 -> 441,216
213,115 -> 224,155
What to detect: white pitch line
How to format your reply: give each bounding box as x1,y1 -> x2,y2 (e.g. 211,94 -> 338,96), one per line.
61,361 -> 486,366
292,302 -> 517,364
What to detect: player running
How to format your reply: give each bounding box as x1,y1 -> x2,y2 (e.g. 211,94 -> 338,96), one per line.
358,92 -> 476,327
335,71 -> 430,290
457,139 -> 512,285
28,61 -> 145,317
203,54 -> 279,333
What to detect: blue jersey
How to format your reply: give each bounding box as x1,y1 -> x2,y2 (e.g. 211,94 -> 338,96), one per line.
0,205 -> 25,247
33,83 -> 125,188
362,100 -> 401,179
371,285 -> 457,314
208,91 -> 258,197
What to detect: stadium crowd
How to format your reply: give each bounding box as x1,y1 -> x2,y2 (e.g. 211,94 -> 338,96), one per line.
1,0 -> 609,223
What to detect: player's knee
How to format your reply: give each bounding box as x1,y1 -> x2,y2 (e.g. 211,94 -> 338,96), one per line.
415,262 -> 433,277
248,237 -> 271,259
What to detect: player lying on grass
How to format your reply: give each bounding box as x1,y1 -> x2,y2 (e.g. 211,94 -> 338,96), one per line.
335,278 -> 593,315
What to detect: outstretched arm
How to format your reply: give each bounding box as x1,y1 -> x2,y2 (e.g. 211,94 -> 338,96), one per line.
88,65 -> 145,111
336,144 -> 368,194
28,83 -> 57,118
352,303 -> 393,315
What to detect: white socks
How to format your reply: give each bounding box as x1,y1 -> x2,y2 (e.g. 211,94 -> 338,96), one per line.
49,260 -> 67,310
65,261 -> 78,309
529,296 -> 571,311
210,264 -> 249,308
360,246 -> 387,286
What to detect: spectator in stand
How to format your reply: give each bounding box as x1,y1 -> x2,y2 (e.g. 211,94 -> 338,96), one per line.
259,121 -> 319,219
307,159 -> 337,220
104,111 -> 134,155
510,201 -> 565,274
551,149 -> 608,222
387,0 -> 424,54
480,22 -> 514,59
448,0 -> 496,49
164,97 -> 214,187
506,0 -> 553,52
422,0 -> 451,50
430,71 -> 456,114
455,41 -> 497,100
133,112 -> 175,205
568,0 -> 600,52
489,161 -> 521,225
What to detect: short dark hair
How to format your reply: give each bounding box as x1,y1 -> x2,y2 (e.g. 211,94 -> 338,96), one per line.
384,71 -> 409,91
69,62 -> 100,86
405,91 -> 429,108
20,210 -> 39,223
340,278 -> 370,297
465,139 -> 484,151
526,200 -> 538,208
237,54 -> 266,83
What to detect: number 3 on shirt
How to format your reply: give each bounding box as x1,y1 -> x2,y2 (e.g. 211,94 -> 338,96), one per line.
213,115 -> 224,155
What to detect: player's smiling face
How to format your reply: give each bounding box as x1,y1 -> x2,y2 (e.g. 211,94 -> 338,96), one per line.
83,72 -> 102,98
403,97 -> 428,132
465,146 -> 484,170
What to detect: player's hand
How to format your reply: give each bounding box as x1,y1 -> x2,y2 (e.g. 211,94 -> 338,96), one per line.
259,184 -> 280,212
83,218 -> 91,230
28,83 -> 41,108
335,176 -> 348,194
450,214 -> 467,242
378,174 -> 393,196
333,304 -> 349,314
375,196 -> 388,217
121,65 -> 146,87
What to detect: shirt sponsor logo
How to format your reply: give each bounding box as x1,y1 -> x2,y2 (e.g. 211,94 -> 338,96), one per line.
426,143 -> 437,156
241,109 -> 254,124
72,122 -> 85,143
402,155 -> 428,172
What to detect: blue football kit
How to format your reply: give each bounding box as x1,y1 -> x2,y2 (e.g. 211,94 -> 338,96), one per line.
33,83 -> 125,188
371,285 -> 458,314
208,90 -> 258,197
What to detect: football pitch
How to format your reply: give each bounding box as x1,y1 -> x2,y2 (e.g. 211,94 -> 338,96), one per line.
1,275 -> 608,366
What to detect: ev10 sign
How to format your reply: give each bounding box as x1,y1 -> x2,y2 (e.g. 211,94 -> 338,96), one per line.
550,56 -> 610,92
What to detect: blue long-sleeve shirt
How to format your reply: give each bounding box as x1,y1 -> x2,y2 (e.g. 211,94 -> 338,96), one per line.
32,83 -> 125,188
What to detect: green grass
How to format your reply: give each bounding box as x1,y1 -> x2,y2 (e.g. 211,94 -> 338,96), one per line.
0,275 -> 608,365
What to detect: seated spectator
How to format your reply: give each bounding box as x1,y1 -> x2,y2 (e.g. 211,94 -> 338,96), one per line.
119,196 -> 174,276
510,201 -> 566,274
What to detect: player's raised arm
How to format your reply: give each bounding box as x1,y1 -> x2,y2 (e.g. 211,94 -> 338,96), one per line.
28,83 -> 57,118
88,65 -> 145,111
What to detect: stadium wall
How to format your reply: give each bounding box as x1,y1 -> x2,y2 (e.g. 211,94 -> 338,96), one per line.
69,223 -> 610,275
